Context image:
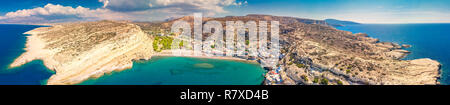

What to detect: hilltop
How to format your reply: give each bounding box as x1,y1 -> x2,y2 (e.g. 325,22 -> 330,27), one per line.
325,19 -> 361,27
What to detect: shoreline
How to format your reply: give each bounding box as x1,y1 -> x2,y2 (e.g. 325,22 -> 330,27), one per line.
9,21 -> 156,85
9,31 -> 53,69
335,25 -> 443,81
151,50 -> 258,63
77,52 -> 263,85
79,55 -> 266,85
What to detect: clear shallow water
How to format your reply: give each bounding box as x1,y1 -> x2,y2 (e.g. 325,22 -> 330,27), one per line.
337,24 -> 450,84
0,24 -> 54,85
80,56 -> 266,85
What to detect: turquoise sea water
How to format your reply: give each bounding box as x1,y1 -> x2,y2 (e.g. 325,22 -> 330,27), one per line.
0,24 -> 266,85
80,56 -> 266,85
337,24 -> 450,85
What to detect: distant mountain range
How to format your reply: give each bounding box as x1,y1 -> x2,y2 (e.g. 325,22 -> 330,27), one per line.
325,19 -> 360,27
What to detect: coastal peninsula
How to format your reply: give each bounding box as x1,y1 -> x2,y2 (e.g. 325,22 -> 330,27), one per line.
10,21 -> 154,85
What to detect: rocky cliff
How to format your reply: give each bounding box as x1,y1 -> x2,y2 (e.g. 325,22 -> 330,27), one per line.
10,20 -> 154,85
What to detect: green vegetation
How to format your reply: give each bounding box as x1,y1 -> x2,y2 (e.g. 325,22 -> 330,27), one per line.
153,36 -> 174,52
245,40 -> 249,45
211,45 -> 215,48
346,69 -> 351,74
153,39 -> 159,52
179,41 -> 184,48
288,62 -> 293,65
347,65 -> 353,69
313,77 -> 319,83
320,78 -> 329,85
337,80 -> 343,85
296,63 -> 305,68
301,75 -> 308,81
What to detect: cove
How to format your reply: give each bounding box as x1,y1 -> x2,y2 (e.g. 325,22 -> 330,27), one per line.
80,56 -> 266,85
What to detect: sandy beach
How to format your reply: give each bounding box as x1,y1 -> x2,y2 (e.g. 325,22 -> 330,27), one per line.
152,50 -> 257,63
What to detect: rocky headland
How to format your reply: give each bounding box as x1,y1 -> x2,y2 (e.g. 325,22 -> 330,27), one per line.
10,20 -> 154,85
275,19 -> 440,85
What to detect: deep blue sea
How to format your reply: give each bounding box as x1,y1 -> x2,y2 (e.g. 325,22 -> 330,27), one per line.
0,24 -> 54,85
337,24 -> 450,84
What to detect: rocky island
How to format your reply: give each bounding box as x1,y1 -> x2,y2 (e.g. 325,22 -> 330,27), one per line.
9,15 -> 441,85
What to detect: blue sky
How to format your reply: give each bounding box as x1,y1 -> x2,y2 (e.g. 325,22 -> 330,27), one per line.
0,0 -> 449,24
223,0 -> 450,23
0,0 -> 103,13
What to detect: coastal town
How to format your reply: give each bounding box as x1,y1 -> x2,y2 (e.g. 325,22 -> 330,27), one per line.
138,14 -> 441,85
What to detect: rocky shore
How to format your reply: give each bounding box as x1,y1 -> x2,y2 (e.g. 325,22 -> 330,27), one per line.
275,20 -> 441,85
10,21 -> 154,85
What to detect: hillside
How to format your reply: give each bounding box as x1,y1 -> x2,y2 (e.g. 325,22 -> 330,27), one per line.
325,19 -> 360,27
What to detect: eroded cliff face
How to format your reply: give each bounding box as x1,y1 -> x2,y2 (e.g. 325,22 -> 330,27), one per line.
10,21 -> 154,85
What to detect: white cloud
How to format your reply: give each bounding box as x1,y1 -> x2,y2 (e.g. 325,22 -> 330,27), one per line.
0,0 -> 244,24
0,4 -> 130,24
5,4 -> 92,18
99,0 -> 243,15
